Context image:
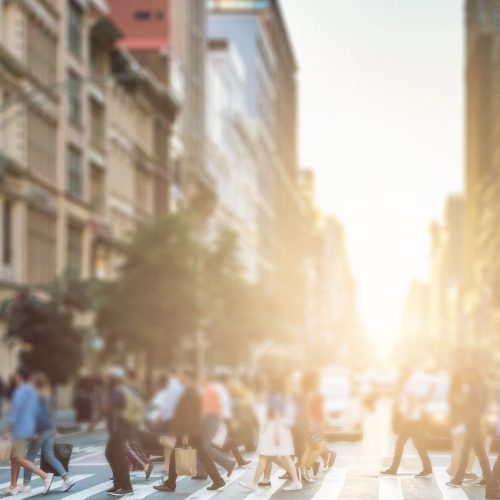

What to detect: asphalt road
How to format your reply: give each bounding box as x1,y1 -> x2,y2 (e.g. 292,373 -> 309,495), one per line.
0,401 -> 496,499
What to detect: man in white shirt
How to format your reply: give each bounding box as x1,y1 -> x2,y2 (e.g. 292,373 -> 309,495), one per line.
153,373 -> 184,434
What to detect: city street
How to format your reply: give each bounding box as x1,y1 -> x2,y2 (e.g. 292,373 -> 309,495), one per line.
0,401 -> 494,500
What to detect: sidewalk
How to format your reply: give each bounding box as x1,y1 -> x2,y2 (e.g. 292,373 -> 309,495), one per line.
0,408 -> 82,434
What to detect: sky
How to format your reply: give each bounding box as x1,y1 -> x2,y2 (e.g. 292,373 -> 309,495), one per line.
281,0 -> 464,342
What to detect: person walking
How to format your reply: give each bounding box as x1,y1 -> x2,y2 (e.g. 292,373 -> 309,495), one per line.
192,376 -> 236,480
3,368 -> 54,496
0,375 -> 6,419
380,368 -> 433,478
153,367 -> 226,493
239,375 -> 302,492
23,373 -> 75,492
104,367 -> 134,497
447,367 -> 491,489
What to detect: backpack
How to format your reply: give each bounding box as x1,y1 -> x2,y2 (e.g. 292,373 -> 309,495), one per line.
121,387 -> 146,426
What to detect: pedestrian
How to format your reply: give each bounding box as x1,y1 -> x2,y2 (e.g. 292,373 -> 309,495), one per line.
124,369 -> 153,480
0,375 -> 5,419
447,367 -> 491,488
103,366 -> 134,497
239,375 -> 302,492
23,372 -> 75,492
215,374 -> 251,468
153,367 -> 226,493
149,371 -> 184,435
3,368 -> 54,496
380,368 -> 433,478
192,375 -> 236,481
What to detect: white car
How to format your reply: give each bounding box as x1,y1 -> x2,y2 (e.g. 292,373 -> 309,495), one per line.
321,375 -> 363,441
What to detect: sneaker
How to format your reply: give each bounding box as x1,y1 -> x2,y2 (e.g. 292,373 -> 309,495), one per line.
239,481 -> 257,492
145,463 -> 154,481
312,460 -> 321,477
446,480 -> 462,488
283,481 -> 303,491
380,469 -> 398,477
207,480 -> 225,491
302,468 -> 316,483
108,488 -> 133,496
475,479 -> 488,487
326,451 -> 337,469
415,470 -> 433,478
62,477 -> 76,492
153,482 -> 175,492
3,486 -> 19,496
258,481 -> 272,487
43,473 -> 54,495
107,486 -> 119,494
226,461 -> 236,478
21,485 -> 31,493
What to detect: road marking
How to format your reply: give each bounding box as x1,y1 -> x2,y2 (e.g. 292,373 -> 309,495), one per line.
62,478 -> 113,499
13,474 -> 92,499
311,467 -> 348,500
185,469 -> 246,499
71,448 -> 106,463
378,476 -> 404,500
434,467 -> 470,500
244,470 -> 287,500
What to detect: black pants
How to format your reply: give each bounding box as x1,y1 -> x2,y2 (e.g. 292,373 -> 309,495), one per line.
454,423 -> 490,483
167,436 -> 222,487
487,452 -> 500,496
105,431 -> 132,490
127,428 -> 151,470
389,420 -> 431,472
223,419 -> 245,465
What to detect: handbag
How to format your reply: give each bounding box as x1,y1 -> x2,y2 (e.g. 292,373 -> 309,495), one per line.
174,446 -> 197,476
41,443 -> 73,475
0,438 -> 12,463
212,424 -> 228,448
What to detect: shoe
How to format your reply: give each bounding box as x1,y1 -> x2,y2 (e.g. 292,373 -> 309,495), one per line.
238,459 -> 251,468
227,461 -> 236,478
415,470 -> 433,478
21,485 -> 31,493
3,486 -> 19,496
107,486 -> 119,494
153,482 -> 175,492
380,469 -> 398,477
464,472 -> 480,482
207,480 -> 225,491
108,488 -> 133,496
302,468 -> 316,483
446,480 -> 462,488
279,472 -> 291,480
312,460 -> 321,477
145,463 -> 154,480
239,481 -> 257,491
258,481 -> 272,487
191,475 -> 208,481
283,481 -> 303,491
43,473 -> 54,495
62,477 -> 76,492
326,451 -> 337,469
475,479 -> 488,487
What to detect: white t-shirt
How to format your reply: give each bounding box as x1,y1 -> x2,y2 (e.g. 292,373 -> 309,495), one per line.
214,382 -> 232,419
156,377 -> 184,421
399,373 -> 434,422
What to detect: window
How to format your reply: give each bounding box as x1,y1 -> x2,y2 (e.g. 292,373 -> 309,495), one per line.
67,72 -> 82,124
27,107 -> 57,182
27,17 -> 57,87
67,223 -> 82,279
134,10 -> 151,20
3,201 -> 12,266
90,98 -> 105,152
67,0 -> 83,56
27,208 -> 56,284
90,165 -> 105,214
67,146 -> 83,198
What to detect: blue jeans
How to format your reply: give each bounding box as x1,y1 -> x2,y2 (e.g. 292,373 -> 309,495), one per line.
24,429 -> 66,482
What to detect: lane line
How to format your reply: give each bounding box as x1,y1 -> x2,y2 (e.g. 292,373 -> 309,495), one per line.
71,448 -> 106,463
62,478 -> 114,499
244,470 -> 287,500
434,467 -> 470,500
312,467 -> 348,500
184,469 -> 246,499
378,476 -> 404,500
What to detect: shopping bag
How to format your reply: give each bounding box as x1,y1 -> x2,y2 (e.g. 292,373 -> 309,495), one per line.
175,447 -> 197,476
0,438 -> 12,463
212,424 -> 228,448
41,443 -> 73,476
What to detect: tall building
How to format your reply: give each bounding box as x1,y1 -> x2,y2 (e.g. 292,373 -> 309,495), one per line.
464,0 -> 500,347
0,0 -> 177,379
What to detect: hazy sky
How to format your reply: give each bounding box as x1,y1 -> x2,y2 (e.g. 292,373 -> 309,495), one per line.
281,0 -> 464,341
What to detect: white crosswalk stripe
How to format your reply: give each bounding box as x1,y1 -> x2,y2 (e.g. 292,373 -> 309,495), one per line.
378,476 -> 404,500
62,478 -> 113,499
11,475 -> 91,499
185,469 -> 246,499
311,467 -> 348,500
244,470 -> 287,500
434,467 -> 470,500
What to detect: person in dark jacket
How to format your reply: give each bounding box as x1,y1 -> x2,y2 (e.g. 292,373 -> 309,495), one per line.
447,367 -> 491,489
154,367 -> 225,493
23,373 -> 75,492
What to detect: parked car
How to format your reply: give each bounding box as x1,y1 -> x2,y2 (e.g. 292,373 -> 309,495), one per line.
321,374 -> 363,441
